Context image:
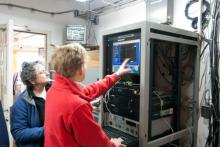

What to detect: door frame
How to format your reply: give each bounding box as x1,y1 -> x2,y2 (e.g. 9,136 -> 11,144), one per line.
0,20 -> 51,147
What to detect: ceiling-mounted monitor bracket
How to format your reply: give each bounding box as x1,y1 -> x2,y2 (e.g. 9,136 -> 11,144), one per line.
74,10 -> 99,25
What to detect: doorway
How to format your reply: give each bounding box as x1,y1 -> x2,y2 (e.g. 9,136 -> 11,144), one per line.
13,31 -> 47,99
0,21 -> 48,147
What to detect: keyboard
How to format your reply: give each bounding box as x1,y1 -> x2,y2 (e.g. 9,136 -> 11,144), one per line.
103,126 -> 139,147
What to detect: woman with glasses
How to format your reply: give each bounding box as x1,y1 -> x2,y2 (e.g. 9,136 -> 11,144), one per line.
11,61 -> 51,147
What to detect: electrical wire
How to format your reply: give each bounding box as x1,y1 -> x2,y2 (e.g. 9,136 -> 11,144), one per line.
92,0 -> 139,14
199,60 -> 208,90
91,24 -> 99,46
154,42 -> 175,85
155,42 -> 195,86
102,87 -> 113,115
200,42 -> 209,57
0,3 -> 78,16
185,0 -> 210,29
201,0 -> 220,146
153,91 -> 176,146
156,60 -> 173,85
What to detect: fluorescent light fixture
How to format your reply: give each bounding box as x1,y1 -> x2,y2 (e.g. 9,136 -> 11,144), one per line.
75,0 -> 88,2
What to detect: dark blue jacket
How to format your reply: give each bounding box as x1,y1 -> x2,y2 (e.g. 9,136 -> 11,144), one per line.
0,101 -> 9,146
11,90 -> 44,147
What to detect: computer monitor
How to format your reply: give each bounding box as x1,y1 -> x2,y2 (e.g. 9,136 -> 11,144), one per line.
112,39 -> 140,74
65,25 -> 86,44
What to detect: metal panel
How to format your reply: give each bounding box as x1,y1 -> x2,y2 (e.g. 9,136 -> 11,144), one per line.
140,21 -> 148,147
149,22 -> 198,38
148,0 -> 174,24
101,21 -> 146,36
100,21 -> 199,147
148,22 -> 199,147
101,21 -> 148,147
148,127 -> 194,147
192,39 -> 201,147
150,33 -> 198,45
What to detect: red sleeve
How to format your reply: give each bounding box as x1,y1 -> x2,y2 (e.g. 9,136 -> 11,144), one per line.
82,74 -> 119,99
69,104 -> 116,147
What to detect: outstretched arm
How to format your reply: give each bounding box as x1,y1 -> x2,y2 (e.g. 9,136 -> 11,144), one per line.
82,59 -> 131,100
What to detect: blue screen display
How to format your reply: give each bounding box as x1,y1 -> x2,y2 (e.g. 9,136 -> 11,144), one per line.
112,40 -> 140,73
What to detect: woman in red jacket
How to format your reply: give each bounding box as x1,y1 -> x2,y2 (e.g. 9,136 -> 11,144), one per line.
45,43 -> 130,147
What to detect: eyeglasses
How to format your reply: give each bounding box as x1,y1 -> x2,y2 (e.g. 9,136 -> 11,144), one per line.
37,70 -> 49,75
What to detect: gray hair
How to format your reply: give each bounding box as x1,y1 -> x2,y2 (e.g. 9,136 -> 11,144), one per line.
20,61 -> 43,89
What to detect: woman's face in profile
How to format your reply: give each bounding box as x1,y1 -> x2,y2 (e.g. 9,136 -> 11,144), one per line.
33,64 -> 50,85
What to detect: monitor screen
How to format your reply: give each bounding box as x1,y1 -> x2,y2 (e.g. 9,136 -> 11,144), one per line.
112,39 -> 140,74
65,25 -> 86,44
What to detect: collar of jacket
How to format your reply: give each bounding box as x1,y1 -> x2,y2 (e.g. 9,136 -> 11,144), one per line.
22,90 -> 36,106
53,72 -> 92,102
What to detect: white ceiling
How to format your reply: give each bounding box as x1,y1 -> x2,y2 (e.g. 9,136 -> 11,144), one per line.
0,0 -> 143,15
0,0 -> 143,24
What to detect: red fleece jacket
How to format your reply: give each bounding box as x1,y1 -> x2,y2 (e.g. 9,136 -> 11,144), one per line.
44,72 -> 119,147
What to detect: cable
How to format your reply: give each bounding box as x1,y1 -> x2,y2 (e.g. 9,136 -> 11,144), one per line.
169,144 -> 178,147
199,62 -> 208,91
202,0 -> 220,145
187,127 -> 193,147
211,103 -> 218,120
156,61 -> 173,85
155,43 -> 175,85
91,24 -> 99,46
200,42 -> 209,57
102,87 -> 113,115
92,0 -> 139,14
153,91 -> 195,146
153,91 -> 176,145
185,0 -> 210,29
0,3 -> 78,16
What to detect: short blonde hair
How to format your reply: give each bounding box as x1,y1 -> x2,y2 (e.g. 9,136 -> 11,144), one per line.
49,43 -> 87,78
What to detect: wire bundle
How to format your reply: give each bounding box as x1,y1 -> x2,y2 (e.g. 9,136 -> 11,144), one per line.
197,0 -> 220,146
185,0 -> 210,29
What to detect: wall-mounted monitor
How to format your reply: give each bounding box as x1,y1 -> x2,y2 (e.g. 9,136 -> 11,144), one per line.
64,25 -> 86,44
